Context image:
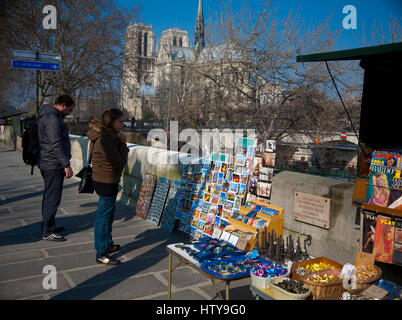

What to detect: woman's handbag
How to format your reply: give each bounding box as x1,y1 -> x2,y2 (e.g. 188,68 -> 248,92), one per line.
76,138 -> 99,194
76,165 -> 94,194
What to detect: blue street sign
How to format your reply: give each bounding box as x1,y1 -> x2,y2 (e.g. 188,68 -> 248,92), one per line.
12,59 -> 59,71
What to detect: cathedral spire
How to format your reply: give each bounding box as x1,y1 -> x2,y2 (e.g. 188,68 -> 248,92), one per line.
194,0 -> 205,51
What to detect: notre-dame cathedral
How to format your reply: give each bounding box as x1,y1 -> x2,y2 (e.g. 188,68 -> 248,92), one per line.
121,0 -> 205,120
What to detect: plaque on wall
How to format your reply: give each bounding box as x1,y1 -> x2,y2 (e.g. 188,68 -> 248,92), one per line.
147,177 -> 170,226
294,191 -> 331,229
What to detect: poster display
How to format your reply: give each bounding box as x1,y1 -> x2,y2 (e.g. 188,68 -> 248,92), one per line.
174,137 -> 256,240
136,174 -> 157,219
248,139 -> 276,202
147,177 -> 170,226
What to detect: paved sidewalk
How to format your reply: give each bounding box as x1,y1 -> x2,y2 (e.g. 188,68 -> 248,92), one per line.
0,144 -> 251,300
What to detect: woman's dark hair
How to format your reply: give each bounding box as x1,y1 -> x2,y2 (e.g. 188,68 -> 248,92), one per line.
101,108 -> 125,129
54,95 -> 75,107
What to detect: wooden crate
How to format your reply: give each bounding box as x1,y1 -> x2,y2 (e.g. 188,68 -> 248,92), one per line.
228,201 -> 284,251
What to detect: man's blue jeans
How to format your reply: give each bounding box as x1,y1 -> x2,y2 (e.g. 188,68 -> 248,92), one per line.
94,195 -> 116,257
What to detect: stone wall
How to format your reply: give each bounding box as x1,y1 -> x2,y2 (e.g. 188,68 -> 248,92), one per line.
0,125 -> 16,150
270,171 -> 360,264
1,125 -> 360,264
68,135 -> 194,209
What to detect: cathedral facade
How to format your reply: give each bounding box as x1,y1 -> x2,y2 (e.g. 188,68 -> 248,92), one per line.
121,0 -> 205,120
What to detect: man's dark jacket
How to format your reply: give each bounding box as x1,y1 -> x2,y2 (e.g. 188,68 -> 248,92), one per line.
38,104 -> 71,170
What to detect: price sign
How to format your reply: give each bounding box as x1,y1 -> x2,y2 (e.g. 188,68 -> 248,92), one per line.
362,285 -> 388,300
355,251 -> 375,266
236,238 -> 248,251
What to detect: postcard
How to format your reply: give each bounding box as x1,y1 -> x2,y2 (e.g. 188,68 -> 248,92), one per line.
198,221 -> 205,231
236,155 -> 245,166
208,204 -> 218,215
259,174 -> 270,182
191,219 -> 199,228
215,161 -> 221,172
227,192 -> 236,202
211,195 -> 219,204
239,184 -> 247,197
193,173 -> 201,183
199,212 -> 208,221
218,205 -> 223,216
229,182 -> 239,193
266,140 -> 276,153
233,173 -> 240,183
206,213 -> 215,224
221,162 -> 227,173
257,182 -> 272,198
234,196 -> 242,210
219,192 -> 226,205
222,180 -> 230,193
235,165 -> 243,174
224,201 -> 234,211
240,174 -> 248,184
262,153 -> 276,167
222,210 -> 231,220
244,158 -> 252,170
212,171 -> 218,184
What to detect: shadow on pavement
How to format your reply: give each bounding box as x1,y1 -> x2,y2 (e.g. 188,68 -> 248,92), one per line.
0,182 -> 80,206
50,228 -> 185,300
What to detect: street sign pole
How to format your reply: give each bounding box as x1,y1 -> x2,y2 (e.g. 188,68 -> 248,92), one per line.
36,51 -> 39,114
11,49 -> 60,114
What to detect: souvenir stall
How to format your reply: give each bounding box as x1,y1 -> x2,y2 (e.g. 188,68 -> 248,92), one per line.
164,136 -> 290,299
246,41 -> 402,301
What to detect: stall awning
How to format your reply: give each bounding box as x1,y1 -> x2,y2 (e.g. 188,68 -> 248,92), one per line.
296,42 -> 402,62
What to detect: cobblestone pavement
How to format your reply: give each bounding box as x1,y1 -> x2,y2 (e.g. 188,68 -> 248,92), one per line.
0,145 -> 252,300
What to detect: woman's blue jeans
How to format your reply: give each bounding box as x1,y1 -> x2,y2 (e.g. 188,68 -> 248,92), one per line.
94,195 -> 116,257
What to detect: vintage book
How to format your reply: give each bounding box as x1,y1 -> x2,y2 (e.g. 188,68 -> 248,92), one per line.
265,140 -> 276,153
388,169 -> 402,209
365,164 -> 395,207
392,218 -> 402,266
373,215 -> 395,264
370,150 -> 401,169
262,153 -> 276,167
257,182 -> 272,198
361,210 -> 378,254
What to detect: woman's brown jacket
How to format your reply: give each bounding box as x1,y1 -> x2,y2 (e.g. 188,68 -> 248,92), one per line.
86,120 -> 129,184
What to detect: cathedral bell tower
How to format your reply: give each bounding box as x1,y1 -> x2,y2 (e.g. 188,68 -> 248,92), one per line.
194,0 -> 205,52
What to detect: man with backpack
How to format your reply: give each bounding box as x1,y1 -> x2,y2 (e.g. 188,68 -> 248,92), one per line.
38,95 -> 75,242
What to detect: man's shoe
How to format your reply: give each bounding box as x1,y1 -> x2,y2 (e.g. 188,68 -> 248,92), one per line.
106,244 -> 121,254
42,233 -> 67,242
96,255 -> 121,266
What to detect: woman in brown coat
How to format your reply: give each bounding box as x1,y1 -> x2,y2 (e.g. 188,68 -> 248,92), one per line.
86,109 -> 129,265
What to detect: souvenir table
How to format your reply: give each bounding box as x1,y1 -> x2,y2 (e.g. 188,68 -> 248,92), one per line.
166,242 -> 263,300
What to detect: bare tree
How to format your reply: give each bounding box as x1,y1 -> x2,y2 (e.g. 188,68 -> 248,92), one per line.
0,0 -> 140,110
150,0 -> 364,144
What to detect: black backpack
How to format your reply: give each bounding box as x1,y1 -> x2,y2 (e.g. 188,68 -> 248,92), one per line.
22,124 -> 39,175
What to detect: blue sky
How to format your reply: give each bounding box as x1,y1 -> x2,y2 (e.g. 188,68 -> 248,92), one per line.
116,0 -> 402,51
